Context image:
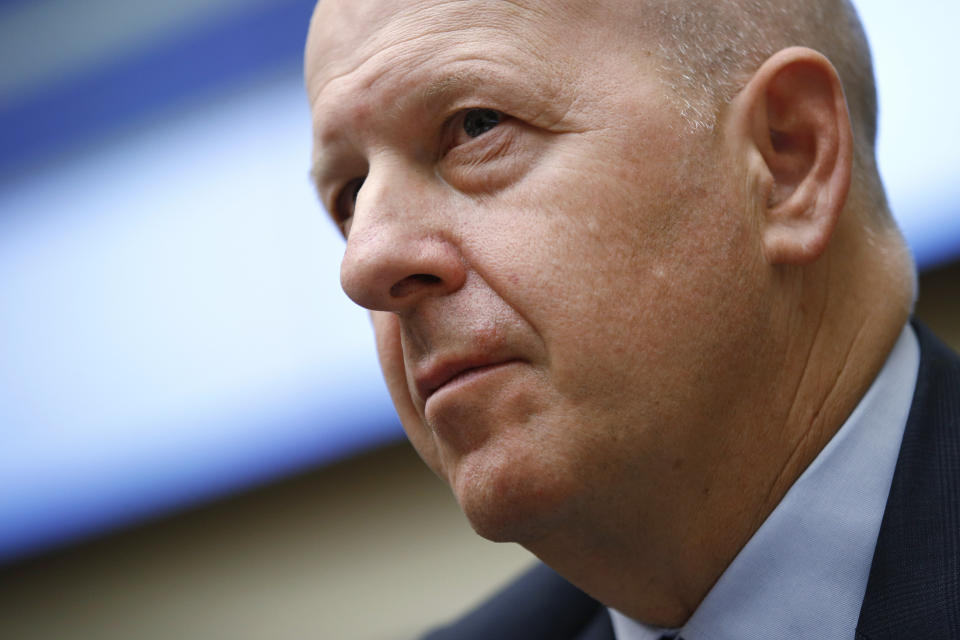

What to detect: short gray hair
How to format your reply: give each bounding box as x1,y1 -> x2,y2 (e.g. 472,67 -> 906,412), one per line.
642,0 -> 890,222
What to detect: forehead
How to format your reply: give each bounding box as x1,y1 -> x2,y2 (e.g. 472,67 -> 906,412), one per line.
309,0 -> 535,83
304,0 -> 648,105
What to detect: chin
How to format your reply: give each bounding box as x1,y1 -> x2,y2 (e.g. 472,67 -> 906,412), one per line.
448,442 -> 576,545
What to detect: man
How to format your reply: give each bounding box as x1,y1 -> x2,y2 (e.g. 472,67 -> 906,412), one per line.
304,0 -> 959,637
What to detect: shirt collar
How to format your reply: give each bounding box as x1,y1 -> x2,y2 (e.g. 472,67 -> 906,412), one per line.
611,324 -> 920,640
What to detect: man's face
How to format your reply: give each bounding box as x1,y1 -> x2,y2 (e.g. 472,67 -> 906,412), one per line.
306,0 -> 768,544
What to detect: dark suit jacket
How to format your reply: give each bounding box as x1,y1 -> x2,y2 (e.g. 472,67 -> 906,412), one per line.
423,323 -> 960,639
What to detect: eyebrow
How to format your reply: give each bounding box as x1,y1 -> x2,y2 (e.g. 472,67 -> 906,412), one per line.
308,161 -> 324,198
419,69 -> 487,103
307,152 -> 332,218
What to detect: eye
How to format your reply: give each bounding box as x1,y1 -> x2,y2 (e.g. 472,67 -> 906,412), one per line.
333,177 -> 365,230
446,108 -> 506,152
462,108 -> 502,138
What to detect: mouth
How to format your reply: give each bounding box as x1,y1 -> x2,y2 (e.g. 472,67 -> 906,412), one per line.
415,357 -> 520,404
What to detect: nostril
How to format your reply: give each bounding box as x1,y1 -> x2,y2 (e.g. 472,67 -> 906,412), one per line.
390,274 -> 442,298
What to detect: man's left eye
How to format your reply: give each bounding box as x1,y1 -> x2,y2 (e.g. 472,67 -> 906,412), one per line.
462,108 -> 503,138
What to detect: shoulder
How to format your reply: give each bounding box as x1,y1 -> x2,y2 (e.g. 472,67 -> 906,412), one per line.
894,322 -> 960,476
422,563 -> 613,640
912,321 -> 960,409
856,321 -> 960,638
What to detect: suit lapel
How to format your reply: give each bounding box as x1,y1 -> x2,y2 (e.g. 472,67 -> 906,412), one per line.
856,322 -> 960,639
422,563 -> 613,639
576,607 -> 616,640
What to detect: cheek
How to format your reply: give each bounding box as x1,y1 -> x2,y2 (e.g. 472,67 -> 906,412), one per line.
372,312 -> 445,475
475,158 -> 686,325
475,142 -> 751,392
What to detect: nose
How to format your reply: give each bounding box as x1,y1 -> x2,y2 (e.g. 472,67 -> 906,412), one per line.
339,168 -> 466,313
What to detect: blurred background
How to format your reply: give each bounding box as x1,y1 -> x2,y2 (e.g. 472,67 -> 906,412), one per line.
0,1 -> 957,638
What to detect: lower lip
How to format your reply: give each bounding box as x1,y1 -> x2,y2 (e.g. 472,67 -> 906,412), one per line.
426,360 -> 521,406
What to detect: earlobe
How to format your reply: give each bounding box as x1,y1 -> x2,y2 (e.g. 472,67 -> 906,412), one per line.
730,47 -> 853,265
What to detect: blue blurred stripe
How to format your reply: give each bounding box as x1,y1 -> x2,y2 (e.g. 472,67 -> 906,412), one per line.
0,0 -> 315,184
1,402 -> 402,565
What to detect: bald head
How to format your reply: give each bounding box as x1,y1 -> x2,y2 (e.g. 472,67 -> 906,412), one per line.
308,0 -> 888,222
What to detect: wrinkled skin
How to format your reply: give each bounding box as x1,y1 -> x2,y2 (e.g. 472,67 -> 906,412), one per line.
305,0 -> 773,549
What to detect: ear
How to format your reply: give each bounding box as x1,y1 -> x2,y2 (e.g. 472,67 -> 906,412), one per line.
727,47 -> 853,265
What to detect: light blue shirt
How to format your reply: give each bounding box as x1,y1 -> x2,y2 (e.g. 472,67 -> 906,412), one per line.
610,325 -> 920,640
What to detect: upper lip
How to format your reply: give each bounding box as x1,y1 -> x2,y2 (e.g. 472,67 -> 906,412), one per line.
414,355 -> 514,403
